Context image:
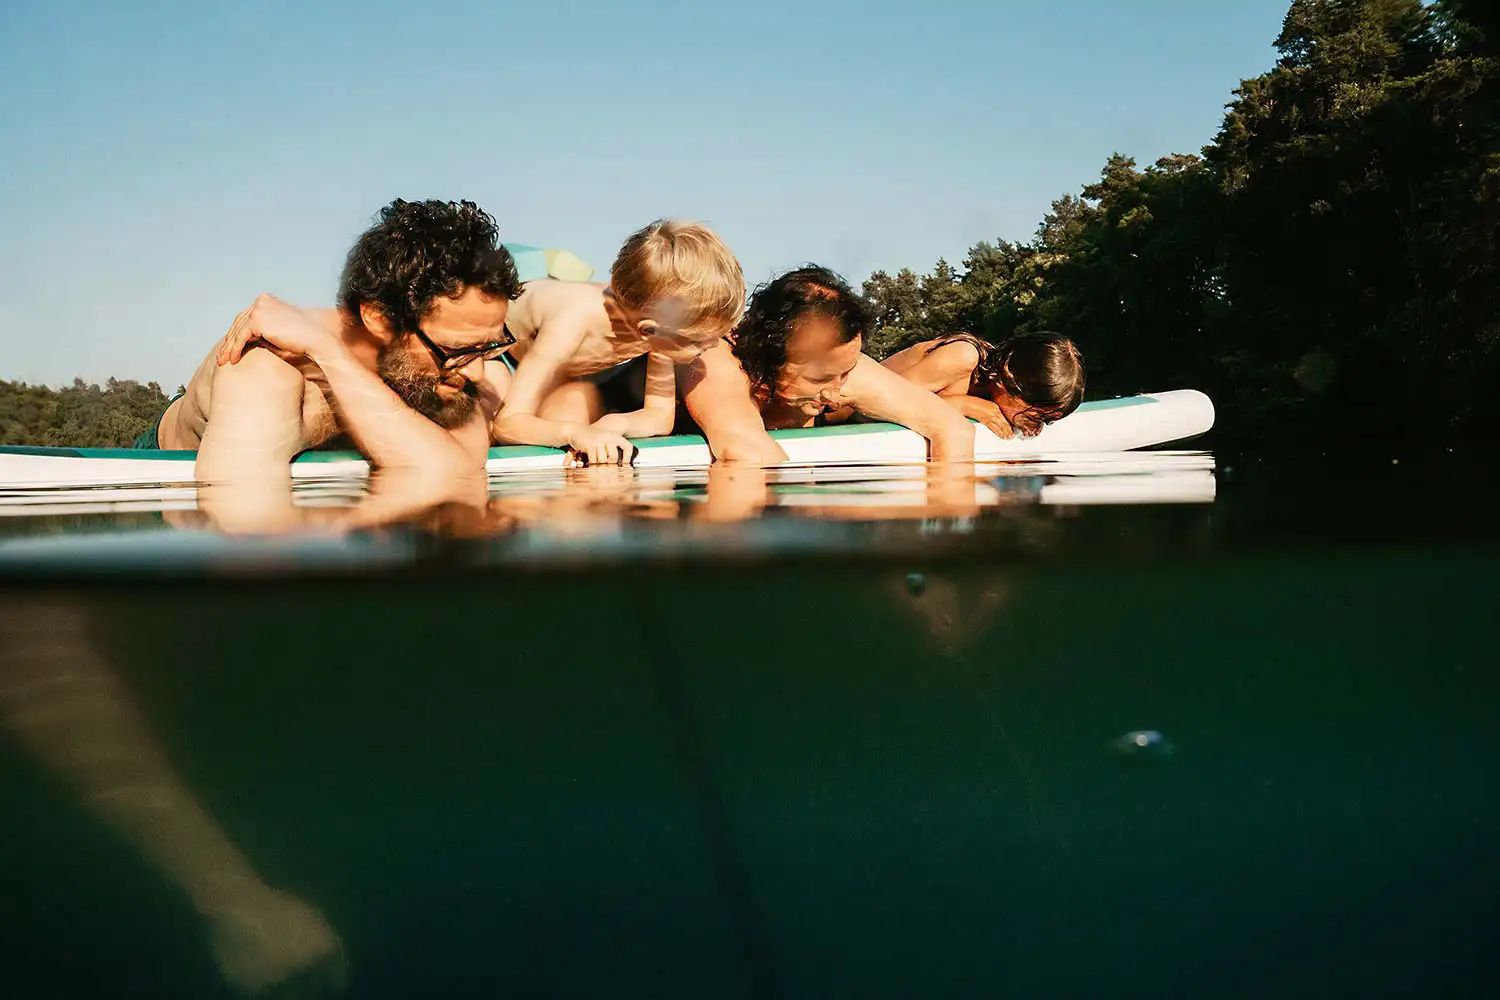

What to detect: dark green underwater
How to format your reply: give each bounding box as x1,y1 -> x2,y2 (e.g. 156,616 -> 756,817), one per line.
1,449 -> 1496,998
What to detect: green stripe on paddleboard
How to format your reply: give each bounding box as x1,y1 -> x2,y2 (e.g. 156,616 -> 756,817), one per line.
1083,395 -> 1153,410
0,445 -> 195,460
287,443 -> 571,464
0,445 -> 88,458
290,427 -> 874,463
770,422 -> 904,441
0,395 -> 1161,462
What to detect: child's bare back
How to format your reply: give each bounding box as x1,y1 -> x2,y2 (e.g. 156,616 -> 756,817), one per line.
503,279 -> 650,378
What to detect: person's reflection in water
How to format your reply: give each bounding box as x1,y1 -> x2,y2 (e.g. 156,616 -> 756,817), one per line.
887,569 -> 1012,658
181,464 -> 494,537
488,464 -> 681,532
769,462 -> 997,523
694,463 -> 770,523
0,599 -> 347,996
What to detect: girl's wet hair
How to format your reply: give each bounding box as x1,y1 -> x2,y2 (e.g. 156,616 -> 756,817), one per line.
732,265 -> 874,395
930,331 -> 1085,418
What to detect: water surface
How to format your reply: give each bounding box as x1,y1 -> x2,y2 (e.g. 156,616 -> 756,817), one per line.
1,447 -> 1495,998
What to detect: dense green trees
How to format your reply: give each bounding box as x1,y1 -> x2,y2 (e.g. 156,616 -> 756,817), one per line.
865,0 -> 1498,438
0,379 -> 172,448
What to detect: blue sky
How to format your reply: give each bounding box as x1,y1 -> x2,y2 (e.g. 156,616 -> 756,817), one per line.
0,0 -> 1292,387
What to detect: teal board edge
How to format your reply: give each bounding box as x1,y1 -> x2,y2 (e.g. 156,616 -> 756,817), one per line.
0,393 -> 1160,463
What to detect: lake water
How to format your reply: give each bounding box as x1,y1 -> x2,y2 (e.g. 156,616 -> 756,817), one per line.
1,447 -> 1496,998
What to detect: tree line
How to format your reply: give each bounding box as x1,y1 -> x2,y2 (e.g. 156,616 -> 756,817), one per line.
0,379 -> 172,449
862,0 -> 1498,440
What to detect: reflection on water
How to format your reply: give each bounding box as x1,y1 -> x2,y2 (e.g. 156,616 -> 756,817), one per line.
886,568 -> 1013,658
3,448 -> 1499,997
0,452 -> 1216,562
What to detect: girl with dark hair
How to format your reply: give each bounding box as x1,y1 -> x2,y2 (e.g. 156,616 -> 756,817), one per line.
881,332 -> 1084,438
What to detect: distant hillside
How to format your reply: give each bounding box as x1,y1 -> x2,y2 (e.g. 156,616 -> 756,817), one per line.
0,378 -> 173,448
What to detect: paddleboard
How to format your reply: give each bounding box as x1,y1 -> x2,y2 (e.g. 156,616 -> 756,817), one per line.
0,389 -> 1213,492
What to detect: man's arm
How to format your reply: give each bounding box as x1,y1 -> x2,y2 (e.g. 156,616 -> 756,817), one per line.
194,348 -> 308,533
197,348 -> 306,484
216,295 -> 484,476
839,356 -> 976,461
310,341 -> 486,474
590,352 -> 679,439
197,344 -> 491,534
678,342 -> 788,464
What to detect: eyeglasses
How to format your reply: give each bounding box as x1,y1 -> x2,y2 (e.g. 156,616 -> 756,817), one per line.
411,325 -> 516,371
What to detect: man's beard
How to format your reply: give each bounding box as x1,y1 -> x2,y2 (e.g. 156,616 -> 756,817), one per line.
376,344 -> 480,430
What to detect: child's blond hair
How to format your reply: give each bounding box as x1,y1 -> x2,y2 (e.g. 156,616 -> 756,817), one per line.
610,219 -> 745,340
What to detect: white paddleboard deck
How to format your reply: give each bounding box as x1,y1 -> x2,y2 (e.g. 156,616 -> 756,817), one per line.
0,389 -> 1213,493
0,453 -> 1217,515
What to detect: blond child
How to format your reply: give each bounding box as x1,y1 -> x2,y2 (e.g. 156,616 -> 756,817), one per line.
492,219 -> 745,465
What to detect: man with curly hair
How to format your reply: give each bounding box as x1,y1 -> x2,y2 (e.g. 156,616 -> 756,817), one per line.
150,199 -> 524,487
679,265 -> 975,464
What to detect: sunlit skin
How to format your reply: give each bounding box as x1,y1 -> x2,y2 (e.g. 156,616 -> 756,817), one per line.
165,286 -> 513,453
881,337 -> 1064,439
496,279 -> 729,466
757,315 -> 865,427
156,287 -> 511,533
485,464 -> 683,530
885,569 -> 1012,657
681,318 -> 976,465
677,462 -> 988,525
0,601 -> 348,996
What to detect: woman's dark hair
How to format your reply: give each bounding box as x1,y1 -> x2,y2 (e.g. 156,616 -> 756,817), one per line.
930,331 -> 1085,418
731,265 -> 874,394
338,199 -> 522,333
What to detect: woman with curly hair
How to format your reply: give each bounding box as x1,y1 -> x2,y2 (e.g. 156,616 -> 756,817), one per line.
880,332 -> 1084,438
679,266 -> 974,464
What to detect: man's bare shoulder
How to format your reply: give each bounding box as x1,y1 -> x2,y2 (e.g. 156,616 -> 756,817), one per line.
162,307 -> 344,449
164,343 -> 331,450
